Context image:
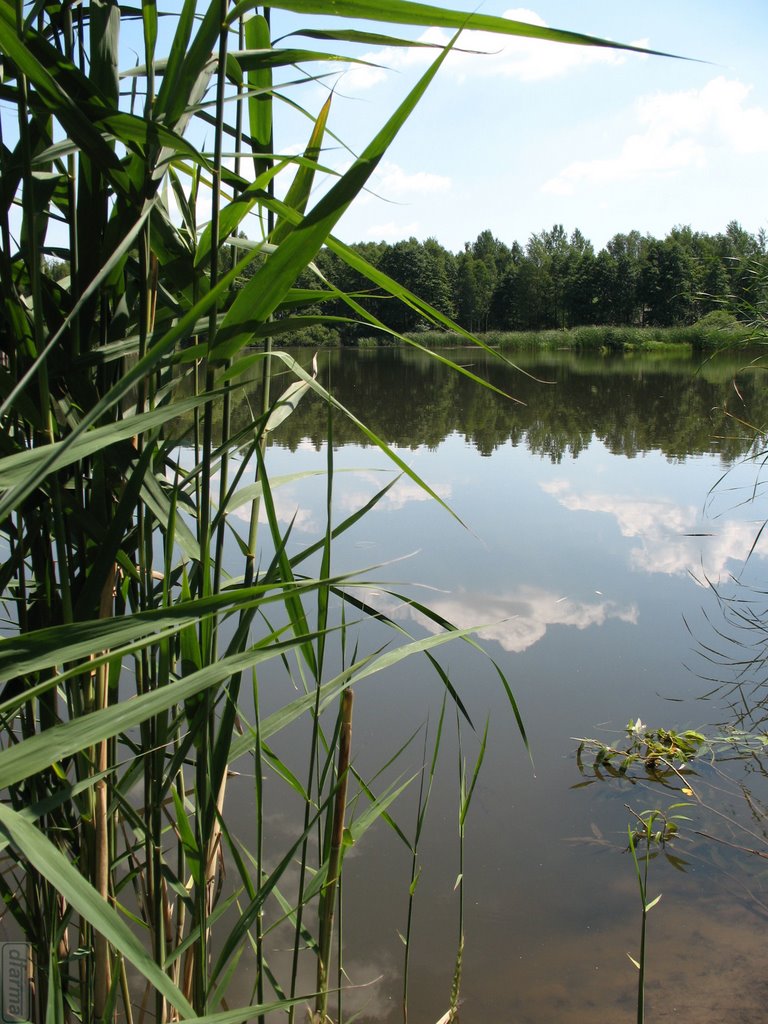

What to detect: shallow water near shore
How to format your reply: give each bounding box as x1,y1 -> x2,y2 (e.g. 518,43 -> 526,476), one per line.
218,347 -> 768,1022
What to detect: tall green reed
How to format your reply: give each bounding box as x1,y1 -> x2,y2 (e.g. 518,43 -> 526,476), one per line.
0,3 -> 668,1021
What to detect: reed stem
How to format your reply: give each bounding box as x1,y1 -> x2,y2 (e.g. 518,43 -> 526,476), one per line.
316,688 -> 354,1023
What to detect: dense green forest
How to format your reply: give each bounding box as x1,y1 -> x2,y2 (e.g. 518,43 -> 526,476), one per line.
51,219 -> 765,344
279,221 -> 767,343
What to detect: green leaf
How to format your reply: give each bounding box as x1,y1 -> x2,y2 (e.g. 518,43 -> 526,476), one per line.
211,33 -> 456,360
0,247 -> 261,522
153,0 -> 222,130
348,774 -> 417,844
259,0 -> 684,61
0,393 -> 213,491
277,27 -> 475,50
0,10 -> 125,180
270,94 -> 331,245
460,718 -> 489,827
228,619 -> 485,763
0,626 -> 333,789
263,355 -> 316,434
171,788 -> 202,886
246,14 -> 273,179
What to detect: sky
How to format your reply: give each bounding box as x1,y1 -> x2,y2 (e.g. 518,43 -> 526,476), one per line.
268,1 -> 768,254
4,2 -> 766,258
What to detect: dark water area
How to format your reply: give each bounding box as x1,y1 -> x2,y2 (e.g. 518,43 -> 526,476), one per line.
219,347 -> 768,1023
251,347 -> 767,461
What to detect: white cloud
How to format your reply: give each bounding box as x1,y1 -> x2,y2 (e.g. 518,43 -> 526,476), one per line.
345,161 -> 450,237
638,77 -> 768,154
363,220 -> 423,241
541,480 -> 768,581
542,481 -> 692,537
542,75 -> 768,195
337,8 -> 635,90
369,161 -> 451,200
339,62 -> 388,91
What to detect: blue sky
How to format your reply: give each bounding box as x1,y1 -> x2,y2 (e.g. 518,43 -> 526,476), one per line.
271,1 -> 768,253
6,2 -> 765,257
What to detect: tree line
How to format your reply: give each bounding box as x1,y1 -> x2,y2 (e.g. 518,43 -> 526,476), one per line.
309,221 -> 767,338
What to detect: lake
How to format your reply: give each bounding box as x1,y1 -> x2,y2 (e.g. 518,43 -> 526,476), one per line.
220,346 -> 768,1023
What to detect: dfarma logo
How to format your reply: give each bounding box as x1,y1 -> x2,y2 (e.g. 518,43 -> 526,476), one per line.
1,944 -> 31,1024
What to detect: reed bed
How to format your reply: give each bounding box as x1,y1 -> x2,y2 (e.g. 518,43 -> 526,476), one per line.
0,3 -> 665,1022
367,324 -> 752,353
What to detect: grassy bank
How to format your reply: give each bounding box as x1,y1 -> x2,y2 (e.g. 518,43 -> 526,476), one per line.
455,322 -> 751,352
286,321 -> 754,352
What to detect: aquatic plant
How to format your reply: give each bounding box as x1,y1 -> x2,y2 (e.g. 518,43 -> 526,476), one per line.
626,804 -> 687,1024
576,721 -> 706,782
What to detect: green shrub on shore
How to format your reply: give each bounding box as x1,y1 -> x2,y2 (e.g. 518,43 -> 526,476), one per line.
280,323 -> 753,353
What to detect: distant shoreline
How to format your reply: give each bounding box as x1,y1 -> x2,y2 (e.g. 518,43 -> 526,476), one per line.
278,322 -> 756,353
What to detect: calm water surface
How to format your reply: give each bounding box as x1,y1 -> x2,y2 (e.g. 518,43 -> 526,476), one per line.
226,348 -> 768,1023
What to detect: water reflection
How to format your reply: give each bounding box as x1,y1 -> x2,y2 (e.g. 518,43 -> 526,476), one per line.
373,585 -> 638,654
338,470 -> 453,514
215,348 -> 768,1023
542,479 -> 768,581
231,488 -> 319,532
256,348 -> 768,464
175,348 -> 768,463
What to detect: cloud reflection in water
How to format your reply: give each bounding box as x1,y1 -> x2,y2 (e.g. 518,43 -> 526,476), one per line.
541,479 -> 768,583
372,586 -> 638,654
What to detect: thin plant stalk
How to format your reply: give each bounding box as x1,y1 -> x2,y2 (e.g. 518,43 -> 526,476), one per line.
449,715 -> 489,1022
402,699 -> 446,1024
627,812 -> 663,1024
316,687 -> 353,1023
